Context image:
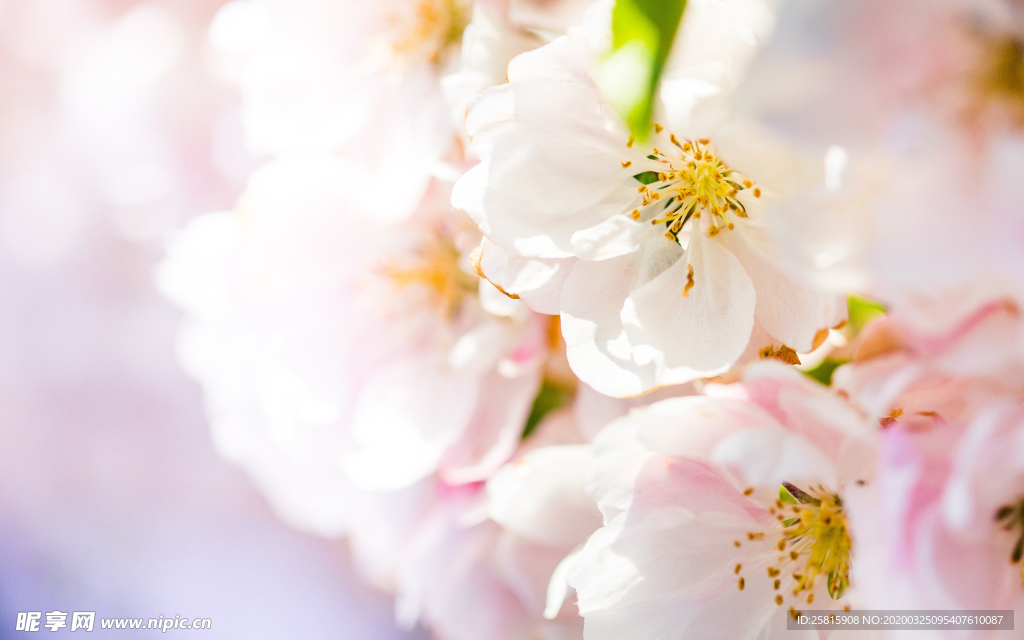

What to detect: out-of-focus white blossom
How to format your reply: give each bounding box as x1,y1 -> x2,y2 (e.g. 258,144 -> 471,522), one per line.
158,156 -> 554,534
744,0 -> 1024,327
0,0 -> 241,255
386,407 -> 599,640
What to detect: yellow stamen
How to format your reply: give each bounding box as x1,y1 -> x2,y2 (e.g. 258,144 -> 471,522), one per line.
778,486 -> 852,600
386,0 -> 469,66
379,232 -> 476,319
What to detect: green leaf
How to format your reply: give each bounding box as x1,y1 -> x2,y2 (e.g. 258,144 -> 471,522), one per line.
605,0 -> 687,139
633,170 -> 660,184
847,294 -> 886,333
803,358 -> 845,386
522,380 -> 573,440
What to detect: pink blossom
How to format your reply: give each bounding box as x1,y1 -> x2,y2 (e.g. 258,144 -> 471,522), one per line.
834,300 -> 1024,621
567,362 -> 876,639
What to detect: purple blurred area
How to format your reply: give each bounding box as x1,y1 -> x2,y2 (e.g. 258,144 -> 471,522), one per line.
0,227 -> 427,640
0,1 -> 425,637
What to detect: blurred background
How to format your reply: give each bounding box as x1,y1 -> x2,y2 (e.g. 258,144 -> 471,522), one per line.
0,1 -> 422,637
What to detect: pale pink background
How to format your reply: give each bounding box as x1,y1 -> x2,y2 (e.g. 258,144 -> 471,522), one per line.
0,1 -> 425,637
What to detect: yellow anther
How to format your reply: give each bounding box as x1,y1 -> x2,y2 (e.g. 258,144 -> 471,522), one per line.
386,0 -> 470,66
380,232 -> 476,319
622,133 -> 756,245
779,486 -> 852,600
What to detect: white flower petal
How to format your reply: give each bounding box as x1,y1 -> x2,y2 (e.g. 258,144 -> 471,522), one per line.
571,214 -> 646,260
344,359 -> 479,491
568,464 -> 775,639
584,419 -> 652,521
448,318 -> 519,374
633,395 -> 782,458
476,237 -> 574,315
451,160 -> 494,236
478,279 -> 526,318
561,232 -> 727,396
626,231 -> 756,372
721,220 -> 846,352
506,34 -> 601,87
487,445 -> 601,547
544,547 -> 583,620
455,39 -> 641,259
711,426 -> 839,489
439,368 -> 541,485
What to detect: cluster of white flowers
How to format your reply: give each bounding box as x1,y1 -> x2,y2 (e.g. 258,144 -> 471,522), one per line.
159,0 -> 1024,637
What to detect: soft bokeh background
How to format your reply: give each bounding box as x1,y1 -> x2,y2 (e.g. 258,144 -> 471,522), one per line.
0,1 -> 423,637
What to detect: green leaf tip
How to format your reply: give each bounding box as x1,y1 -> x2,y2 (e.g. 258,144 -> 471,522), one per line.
606,0 -> 687,140
847,294 -> 886,332
522,379 -> 573,440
